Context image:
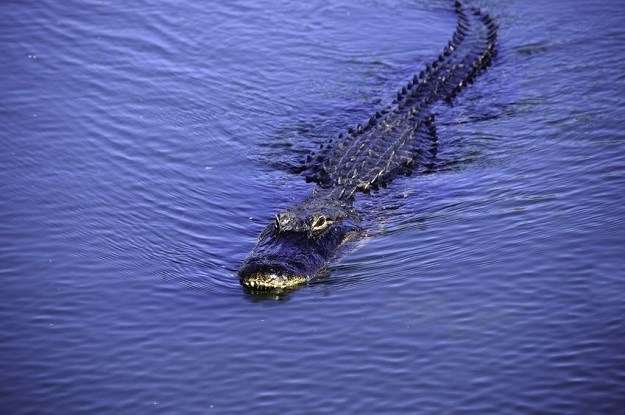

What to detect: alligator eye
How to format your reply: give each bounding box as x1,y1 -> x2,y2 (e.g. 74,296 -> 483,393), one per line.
311,215 -> 328,232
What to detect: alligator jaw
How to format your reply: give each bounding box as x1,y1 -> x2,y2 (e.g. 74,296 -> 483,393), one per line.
241,272 -> 308,290
238,258 -> 311,290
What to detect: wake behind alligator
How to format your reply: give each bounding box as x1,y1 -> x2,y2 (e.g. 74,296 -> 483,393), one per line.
239,1 -> 498,290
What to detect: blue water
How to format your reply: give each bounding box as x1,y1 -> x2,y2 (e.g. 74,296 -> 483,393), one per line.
2,0 -> 625,413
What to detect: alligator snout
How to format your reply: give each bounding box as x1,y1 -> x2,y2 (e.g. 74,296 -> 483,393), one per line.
238,260 -> 308,289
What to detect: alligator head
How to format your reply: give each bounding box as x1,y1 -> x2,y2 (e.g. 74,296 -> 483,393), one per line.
239,191 -> 360,290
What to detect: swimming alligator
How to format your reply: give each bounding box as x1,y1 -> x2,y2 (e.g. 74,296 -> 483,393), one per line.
239,0 -> 498,289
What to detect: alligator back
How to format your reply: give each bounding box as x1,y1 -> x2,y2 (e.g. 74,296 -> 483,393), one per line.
304,1 -> 497,199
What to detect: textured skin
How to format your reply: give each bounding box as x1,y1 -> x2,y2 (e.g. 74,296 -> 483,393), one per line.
305,1 -> 498,198
239,1 -> 498,290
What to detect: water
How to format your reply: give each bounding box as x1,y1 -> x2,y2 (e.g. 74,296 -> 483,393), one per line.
2,0 -> 625,413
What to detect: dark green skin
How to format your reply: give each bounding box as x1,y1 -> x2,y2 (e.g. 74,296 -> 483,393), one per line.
238,0 -> 498,290
238,192 -> 360,289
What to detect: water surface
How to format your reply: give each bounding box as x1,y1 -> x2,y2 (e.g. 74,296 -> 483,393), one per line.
2,0 -> 625,413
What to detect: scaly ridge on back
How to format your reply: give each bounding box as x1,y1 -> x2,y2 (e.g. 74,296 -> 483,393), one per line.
304,0 -> 497,198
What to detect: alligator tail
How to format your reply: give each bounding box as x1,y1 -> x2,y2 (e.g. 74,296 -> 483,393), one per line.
304,1 -> 498,197
392,0 -> 498,112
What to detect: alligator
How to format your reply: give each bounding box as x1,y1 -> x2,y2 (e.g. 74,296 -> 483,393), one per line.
239,0 -> 498,289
